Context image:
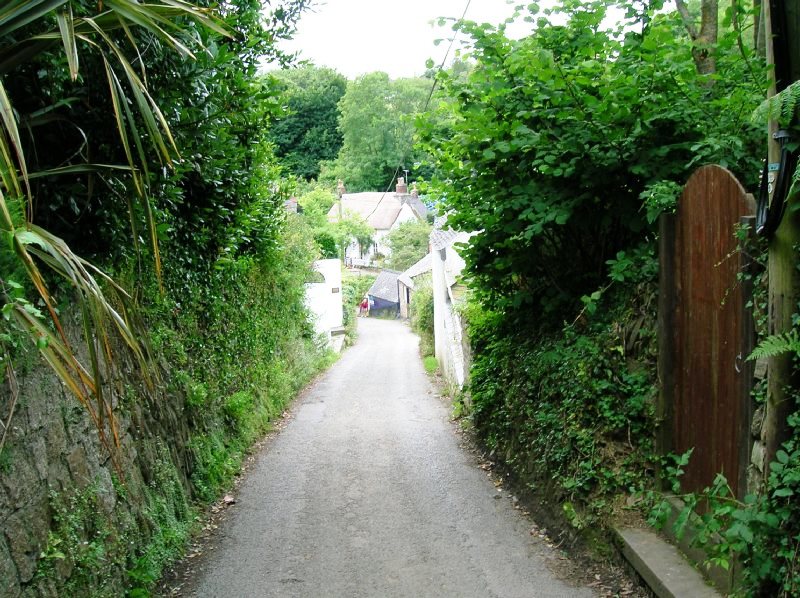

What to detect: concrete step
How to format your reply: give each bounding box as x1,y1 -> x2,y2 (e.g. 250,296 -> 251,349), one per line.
614,527 -> 725,598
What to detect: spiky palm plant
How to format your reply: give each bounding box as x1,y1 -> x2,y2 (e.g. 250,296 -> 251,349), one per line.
0,0 -> 228,469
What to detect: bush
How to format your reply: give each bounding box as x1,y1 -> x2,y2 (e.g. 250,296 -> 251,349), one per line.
410,275 -> 434,356
419,2 -> 762,325
341,272 -> 375,342
468,273 -> 658,526
385,220 -> 432,272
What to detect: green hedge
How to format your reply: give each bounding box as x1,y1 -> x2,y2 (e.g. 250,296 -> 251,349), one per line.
467,279 -> 658,530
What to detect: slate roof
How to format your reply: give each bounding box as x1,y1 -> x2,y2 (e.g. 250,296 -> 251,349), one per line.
397,253 -> 432,289
430,228 -> 472,251
367,269 -> 401,304
429,215 -> 476,251
405,195 -> 429,221
327,192 -> 427,230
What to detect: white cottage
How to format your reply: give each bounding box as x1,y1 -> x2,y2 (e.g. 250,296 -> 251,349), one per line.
327,178 -> 427,267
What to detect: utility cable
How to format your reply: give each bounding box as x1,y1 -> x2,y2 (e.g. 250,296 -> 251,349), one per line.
359,0 -> 473,225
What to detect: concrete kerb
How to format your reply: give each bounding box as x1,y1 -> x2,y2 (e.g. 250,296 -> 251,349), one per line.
613,526 -> 726,598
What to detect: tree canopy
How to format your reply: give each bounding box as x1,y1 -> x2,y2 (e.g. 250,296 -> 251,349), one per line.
385,220 -> 432,272
321,72 -> 430,191
270,65 -> 347,180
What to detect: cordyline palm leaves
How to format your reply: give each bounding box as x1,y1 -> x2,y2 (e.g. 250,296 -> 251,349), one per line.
0,0 -> 228,469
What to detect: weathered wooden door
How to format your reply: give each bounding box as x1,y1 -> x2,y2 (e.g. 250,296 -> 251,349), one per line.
659,165 -> 755,497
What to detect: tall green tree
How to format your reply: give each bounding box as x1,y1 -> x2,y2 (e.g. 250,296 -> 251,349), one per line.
321,72 -> 430,191
144,1 -> 311,287
270,65 -> 346,180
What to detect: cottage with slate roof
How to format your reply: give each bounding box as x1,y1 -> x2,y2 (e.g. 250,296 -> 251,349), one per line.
327,177 -> 427,267
366,269 -> 401,316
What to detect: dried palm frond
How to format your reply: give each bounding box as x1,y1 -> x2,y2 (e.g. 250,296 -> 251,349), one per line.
0,1 -> 229,472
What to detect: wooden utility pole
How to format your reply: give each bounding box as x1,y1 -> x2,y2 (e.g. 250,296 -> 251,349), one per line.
763,0 -> 800,474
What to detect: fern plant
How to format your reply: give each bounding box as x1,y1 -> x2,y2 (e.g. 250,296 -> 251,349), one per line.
752,80 -> 800,126
752,81 -> 800,196
749,330 -> 800,360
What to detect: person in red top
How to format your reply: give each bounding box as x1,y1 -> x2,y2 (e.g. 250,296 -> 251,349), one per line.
359,296 -> 369,317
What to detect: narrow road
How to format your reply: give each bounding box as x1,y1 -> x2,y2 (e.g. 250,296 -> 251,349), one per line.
187,318 -> 595,597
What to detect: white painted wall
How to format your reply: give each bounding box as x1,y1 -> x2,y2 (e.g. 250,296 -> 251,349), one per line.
344,229 -> 389,264
305,259 -> 344,346
432,248 -> 447,365
391,204 -> 420,229
431,246 -> 468,390
373,229 -> 390,257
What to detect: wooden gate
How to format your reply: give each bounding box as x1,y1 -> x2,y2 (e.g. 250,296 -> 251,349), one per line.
658,165 -> 755,498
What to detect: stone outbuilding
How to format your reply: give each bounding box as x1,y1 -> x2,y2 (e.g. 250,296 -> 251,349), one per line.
366,269 -> 401,316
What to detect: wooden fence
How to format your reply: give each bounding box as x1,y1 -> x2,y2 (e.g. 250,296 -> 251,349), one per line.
658,165 -> 756,498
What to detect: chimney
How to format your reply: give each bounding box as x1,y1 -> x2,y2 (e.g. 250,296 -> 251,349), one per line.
411,182 -> 418,198
396,176 -> 408,194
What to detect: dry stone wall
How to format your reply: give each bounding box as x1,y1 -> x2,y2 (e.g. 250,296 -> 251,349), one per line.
747,358 -> 769,495
0,317 -> 192,597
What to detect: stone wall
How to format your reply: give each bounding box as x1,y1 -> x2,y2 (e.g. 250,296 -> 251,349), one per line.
0,314 -> 192,597
747,358 -> 769,495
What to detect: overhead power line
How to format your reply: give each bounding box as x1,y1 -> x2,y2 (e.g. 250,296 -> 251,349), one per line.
371,0 -> 473,208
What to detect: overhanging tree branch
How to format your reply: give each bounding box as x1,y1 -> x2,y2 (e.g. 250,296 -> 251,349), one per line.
674,0 -> 699,39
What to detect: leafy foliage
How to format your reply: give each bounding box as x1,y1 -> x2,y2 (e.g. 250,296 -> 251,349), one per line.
749,330 -> 800,360
752,80 -> 800,128
420,0 -> 768,561
409,274 -> 434,357
0,0 -> 240,473
334,212 -> 374,259
419,0 -> 763,324
341,271 -> 375,342
321,72 -> 431,192
2,0 -> 339,595
294,186 -> 374,258
296,186 -> 339,256
648,401 -> 800,596
385,219 -> 432,272
270,65 -> 346,180
467,276 -> 658,519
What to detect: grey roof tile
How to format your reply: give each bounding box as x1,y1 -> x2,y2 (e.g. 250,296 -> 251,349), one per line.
398,253 -> 432,288
367,269 -> 401,303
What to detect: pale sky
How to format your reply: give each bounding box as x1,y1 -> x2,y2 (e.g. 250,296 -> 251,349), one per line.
274,0 -> 532,79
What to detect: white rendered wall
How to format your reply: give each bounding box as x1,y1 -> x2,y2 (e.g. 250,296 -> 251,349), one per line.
305,259 -> 343,341
431,246 -> 468,390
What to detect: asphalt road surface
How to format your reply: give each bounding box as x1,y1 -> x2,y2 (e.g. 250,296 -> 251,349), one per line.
187,318 -> 595,598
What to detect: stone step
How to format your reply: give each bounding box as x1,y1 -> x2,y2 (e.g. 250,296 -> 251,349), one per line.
614,527 -> 725,598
